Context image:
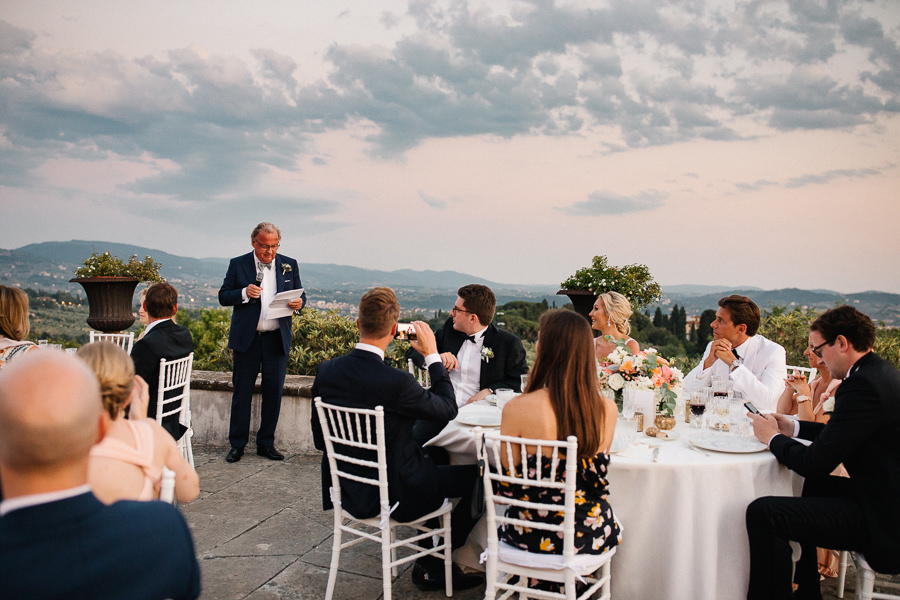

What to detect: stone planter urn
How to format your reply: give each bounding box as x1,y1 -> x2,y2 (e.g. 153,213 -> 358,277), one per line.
557,289 -> 596,325
71,277 -> 140,333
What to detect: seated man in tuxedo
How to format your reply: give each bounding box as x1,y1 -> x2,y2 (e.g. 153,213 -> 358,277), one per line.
131,282 -> 194,439
746,306 -> 900,600
683,294 -> 786,411
0,351 -> 200,600
310,287 -> 482,591
407,283 -> 528,445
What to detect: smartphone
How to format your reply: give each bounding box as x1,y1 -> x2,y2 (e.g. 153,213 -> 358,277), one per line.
395,323 -> 417,341
744,401 -> 760,415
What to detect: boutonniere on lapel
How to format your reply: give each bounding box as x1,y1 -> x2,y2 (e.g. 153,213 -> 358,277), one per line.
280,263 -> 292,275
822,395 -> 835,414
481,347 -> 494,363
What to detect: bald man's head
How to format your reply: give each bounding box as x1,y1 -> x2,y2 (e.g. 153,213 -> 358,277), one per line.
0,351 -> 103,474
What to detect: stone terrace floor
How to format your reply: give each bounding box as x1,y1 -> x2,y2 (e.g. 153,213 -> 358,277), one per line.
184,444 -> 888,599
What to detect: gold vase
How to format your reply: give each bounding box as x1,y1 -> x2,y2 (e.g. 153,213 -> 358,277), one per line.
654,414 -> 677,430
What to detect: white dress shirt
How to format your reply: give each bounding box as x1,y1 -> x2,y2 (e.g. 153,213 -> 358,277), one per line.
450,326 -> 487,407
255,261 -> 279,332
683,334 -> 787,412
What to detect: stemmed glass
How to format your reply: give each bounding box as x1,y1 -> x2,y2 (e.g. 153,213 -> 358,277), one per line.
689,390 -> 708,429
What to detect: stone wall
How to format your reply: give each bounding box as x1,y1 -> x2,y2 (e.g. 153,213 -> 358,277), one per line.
190,370 -> 317,453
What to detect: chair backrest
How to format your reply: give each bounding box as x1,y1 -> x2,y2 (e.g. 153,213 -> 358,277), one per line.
786,365 -> 817,384
477,430 -> 580,559
159,467 -> 176,504
156,353 -> 194,427
406,359 -> 431,388
314,398 -> 389,516
89,331 -> 135,354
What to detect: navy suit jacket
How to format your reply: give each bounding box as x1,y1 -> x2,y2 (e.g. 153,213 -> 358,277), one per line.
408,319 -> 529,393
769,352 -> 900,573
131,319 -> 194,439
310,348 -> 457,522
0,492 -> 200,600
218,251 -> 305,355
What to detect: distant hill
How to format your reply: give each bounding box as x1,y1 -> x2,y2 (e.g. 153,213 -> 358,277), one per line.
2,241 -> 897,324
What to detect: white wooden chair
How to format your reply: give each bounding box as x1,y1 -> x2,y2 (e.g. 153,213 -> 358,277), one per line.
314,398 -> 453,600
837,551 -> 900,599
407,359 -> 431,388
476,429 -> 615,600
786,365 -> 817,384
159,467 -> 176,504
156,353 -> 194,468
89,330 -> 135,354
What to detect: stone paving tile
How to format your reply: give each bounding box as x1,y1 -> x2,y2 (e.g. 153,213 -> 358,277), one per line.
197,555 -> 297,600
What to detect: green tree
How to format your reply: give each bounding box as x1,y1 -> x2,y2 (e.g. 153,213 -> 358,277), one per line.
696,309 -> 717,353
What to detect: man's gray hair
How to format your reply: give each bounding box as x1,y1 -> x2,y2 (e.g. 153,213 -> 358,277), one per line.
251,222 -> 281,242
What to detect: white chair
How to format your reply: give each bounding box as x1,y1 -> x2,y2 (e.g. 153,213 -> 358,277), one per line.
786,365 -> 817,384
156,353 -> 194,468
159,467 -> 176,504
89,330 -> 135,354
314,398 -> 453,600
836,551 -> 900,599
407,358 -> 431,388
476,429 -> 615,600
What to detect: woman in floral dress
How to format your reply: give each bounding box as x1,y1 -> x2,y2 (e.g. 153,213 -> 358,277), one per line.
498,309 -> 621,589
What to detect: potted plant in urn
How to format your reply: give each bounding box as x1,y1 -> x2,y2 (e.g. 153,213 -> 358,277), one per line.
71,252 -> 163,333
558,255 -> 662,322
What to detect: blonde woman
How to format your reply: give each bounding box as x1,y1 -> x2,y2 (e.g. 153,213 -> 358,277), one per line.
589,291 -> 640,359
79,342 -> 199,504
0,286 -> 39,368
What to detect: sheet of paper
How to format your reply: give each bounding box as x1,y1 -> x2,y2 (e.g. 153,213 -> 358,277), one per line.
266,288 -> 304,319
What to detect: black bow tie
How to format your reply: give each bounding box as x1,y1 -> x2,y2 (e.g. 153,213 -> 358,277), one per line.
466,335 -> 477,343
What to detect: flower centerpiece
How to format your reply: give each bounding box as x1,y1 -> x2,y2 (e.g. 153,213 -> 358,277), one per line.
71,251 -> 164,333
597,338 -> 683,417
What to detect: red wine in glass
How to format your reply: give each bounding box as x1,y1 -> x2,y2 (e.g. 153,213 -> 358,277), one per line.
690,403 -> 706,417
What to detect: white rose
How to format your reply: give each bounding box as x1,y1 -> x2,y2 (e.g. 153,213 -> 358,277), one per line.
608,373 -> 626,390
822,396 -> 835,413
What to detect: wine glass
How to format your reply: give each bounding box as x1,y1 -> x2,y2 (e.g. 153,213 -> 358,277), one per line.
689,389 -> 707,429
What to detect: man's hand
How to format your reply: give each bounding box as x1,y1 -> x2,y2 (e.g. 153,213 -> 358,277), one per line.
246,284 -> 262,299
704,339 -> 735,369
439,352 -> 459,372
288,297 -> 304,310
408,321 -> 439,357
749,412 -> 793,444
465,389 -> 492,405
128,375 -> 150,420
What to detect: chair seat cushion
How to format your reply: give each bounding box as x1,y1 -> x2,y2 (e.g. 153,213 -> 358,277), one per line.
497,541 -> 615,574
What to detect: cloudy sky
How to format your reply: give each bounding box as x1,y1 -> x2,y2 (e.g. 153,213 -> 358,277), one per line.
2,0 -> 899,293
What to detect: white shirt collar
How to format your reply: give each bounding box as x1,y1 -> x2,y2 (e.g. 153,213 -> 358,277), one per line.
355,342 -> 385,360
143,318 -> 171,335
0,484 -> 92,517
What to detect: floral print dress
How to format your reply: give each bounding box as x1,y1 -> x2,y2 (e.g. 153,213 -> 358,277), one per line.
498,452 -> 621,556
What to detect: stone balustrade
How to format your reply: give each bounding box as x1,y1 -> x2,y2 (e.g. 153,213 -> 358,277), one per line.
189,370 -> 317,453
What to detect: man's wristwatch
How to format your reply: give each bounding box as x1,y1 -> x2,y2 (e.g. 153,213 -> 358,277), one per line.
730,358 -> 742,372
796,395 -> 811,404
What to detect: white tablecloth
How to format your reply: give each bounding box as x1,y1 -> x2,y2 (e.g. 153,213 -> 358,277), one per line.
427,412 -> 802,600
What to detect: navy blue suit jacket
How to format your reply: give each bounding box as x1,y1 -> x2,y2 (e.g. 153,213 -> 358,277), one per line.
769,352 -> 900,573
310,348 -> 457,522
0,492 -> 200,599
218,251 -> 305,355
131,319 -> 194,439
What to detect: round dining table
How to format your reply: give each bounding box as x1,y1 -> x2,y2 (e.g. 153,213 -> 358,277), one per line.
427,403 -> 803,600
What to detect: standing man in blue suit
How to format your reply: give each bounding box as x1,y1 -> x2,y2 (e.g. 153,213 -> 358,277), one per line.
219,222 -> 306,463
0,351 -> 200,600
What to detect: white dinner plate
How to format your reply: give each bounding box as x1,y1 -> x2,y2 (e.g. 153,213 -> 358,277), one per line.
455,404 -> 502,427
689,432 -> 768,454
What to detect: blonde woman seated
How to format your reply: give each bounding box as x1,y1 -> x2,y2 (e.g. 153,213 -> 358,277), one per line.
777,337 -> 841,424
79,342 -> 199,504
589,291 -> 640,359
499,310 -> 620,588
0,286 -> 40,369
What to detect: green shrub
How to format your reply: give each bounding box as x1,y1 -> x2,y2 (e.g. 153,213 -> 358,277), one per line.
759,306 -> 819,367
176,308 -> 233,371
288,308 -> 358,375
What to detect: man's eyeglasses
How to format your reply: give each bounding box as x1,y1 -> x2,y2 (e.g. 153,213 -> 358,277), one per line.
450,306 -> 473,315
811,340 -> 830,358
255,242 -> 280,251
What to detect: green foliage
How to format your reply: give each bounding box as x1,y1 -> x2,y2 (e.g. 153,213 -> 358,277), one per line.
288,308 -> 359,376
696,309 -> 717,353
560,255 -> 662,311
874,328 -> 900,368
74,251 -> 163,282
176,308 -> 233,371
758,306 -> 819,366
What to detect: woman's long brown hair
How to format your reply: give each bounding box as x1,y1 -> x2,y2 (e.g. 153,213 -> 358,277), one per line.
524,310 -> 607,457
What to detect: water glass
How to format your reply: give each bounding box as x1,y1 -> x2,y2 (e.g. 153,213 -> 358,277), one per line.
622,392 -> 637,420
495,388 -> 515,412
520,373 -> 529,392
